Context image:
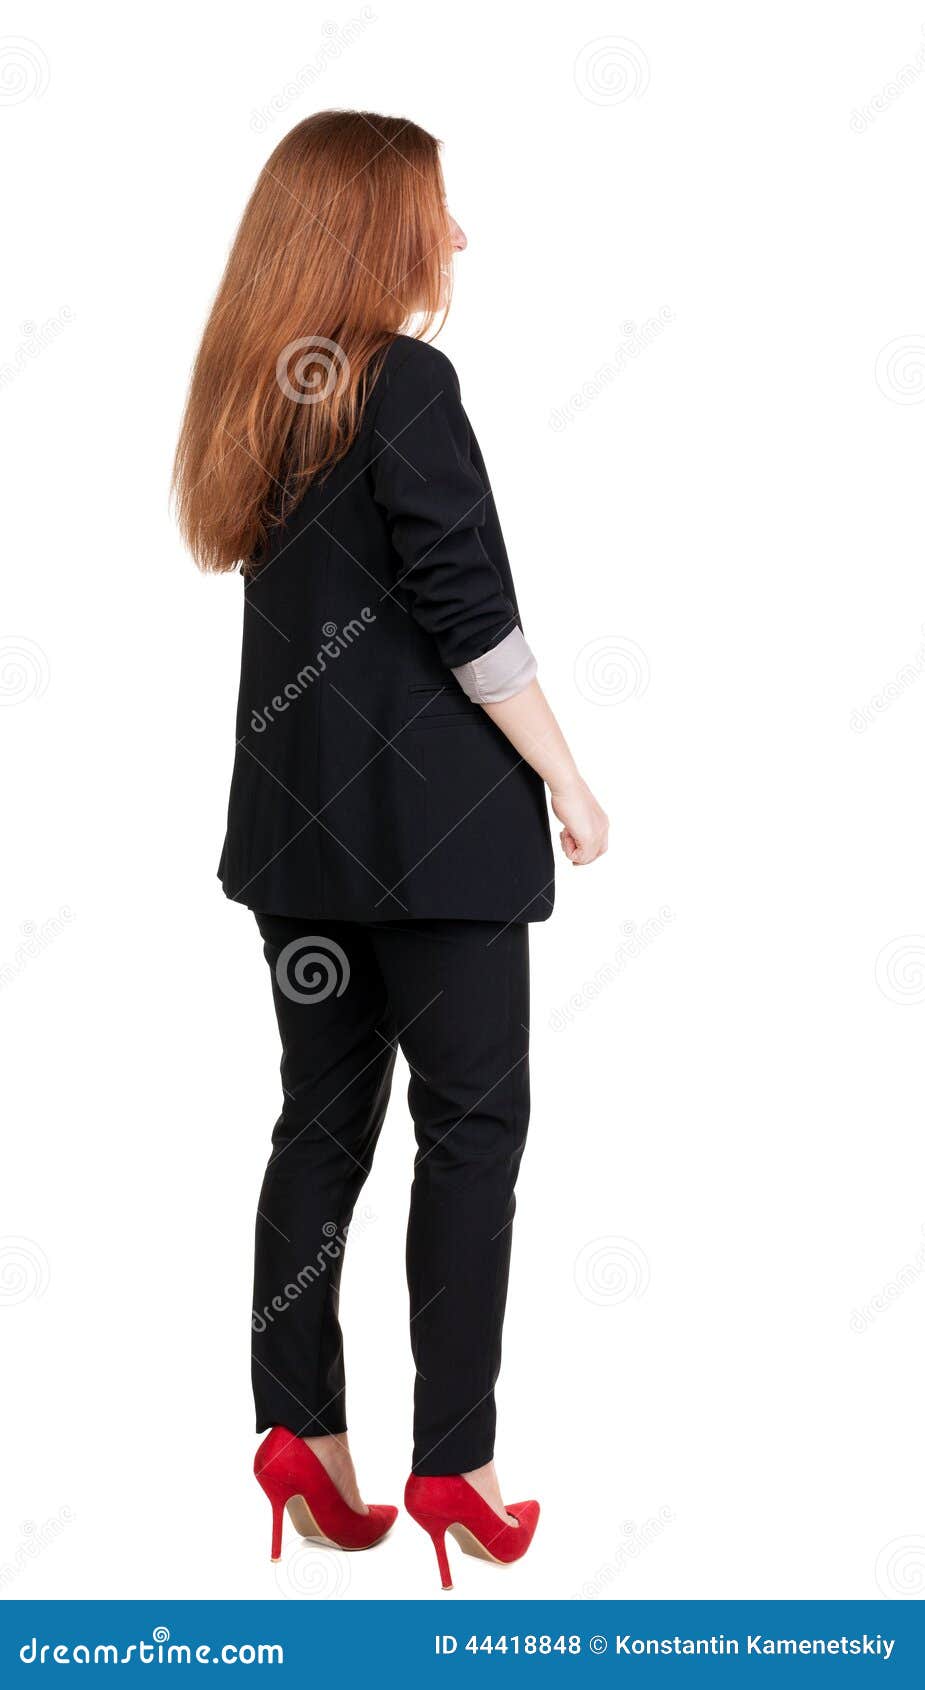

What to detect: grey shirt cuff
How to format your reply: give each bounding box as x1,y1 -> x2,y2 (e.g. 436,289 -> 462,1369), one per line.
451,627 -> 538,704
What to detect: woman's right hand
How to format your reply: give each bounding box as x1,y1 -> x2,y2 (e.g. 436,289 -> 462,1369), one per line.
550,778 -> 609,866
479,680 -> 609,866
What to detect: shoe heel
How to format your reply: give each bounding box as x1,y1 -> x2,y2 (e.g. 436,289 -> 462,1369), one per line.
404,1473 -> 539,1590
269,1495 -> 284,1561
429,1527 -> 453,1590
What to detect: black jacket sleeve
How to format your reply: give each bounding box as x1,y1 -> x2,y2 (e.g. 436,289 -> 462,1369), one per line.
369,340 -> 519,670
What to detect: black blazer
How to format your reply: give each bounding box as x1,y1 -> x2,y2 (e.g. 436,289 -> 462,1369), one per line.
218,335 -> 554,923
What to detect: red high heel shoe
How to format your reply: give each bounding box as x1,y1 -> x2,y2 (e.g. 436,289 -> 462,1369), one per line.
255,1427 -> 397,1560
404,1474 -> 540,1590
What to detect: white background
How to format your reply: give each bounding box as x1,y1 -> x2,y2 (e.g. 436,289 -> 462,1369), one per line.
2,0 -> 924,1604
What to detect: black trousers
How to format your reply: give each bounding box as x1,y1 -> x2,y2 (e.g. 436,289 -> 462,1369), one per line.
252,913 -> 530,1476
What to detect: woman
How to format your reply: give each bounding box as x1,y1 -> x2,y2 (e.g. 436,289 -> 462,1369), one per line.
174,110 -> 608,1589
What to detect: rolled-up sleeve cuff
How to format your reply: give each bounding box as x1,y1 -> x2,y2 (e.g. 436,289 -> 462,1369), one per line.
451,627 -> 538,704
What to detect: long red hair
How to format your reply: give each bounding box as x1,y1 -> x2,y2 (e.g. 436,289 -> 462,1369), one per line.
173,111 -> 450,573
